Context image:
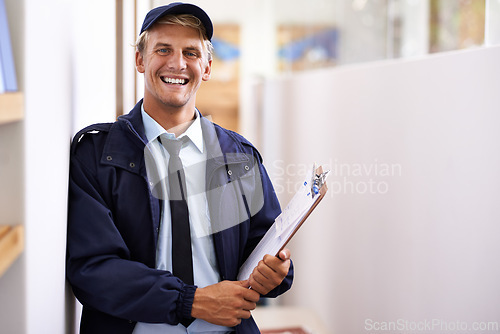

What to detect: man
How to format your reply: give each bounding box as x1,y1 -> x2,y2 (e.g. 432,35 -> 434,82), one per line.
66,3 -> 293,334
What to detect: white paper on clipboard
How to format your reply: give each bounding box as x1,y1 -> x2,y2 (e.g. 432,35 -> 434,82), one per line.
237,164 -> 328,281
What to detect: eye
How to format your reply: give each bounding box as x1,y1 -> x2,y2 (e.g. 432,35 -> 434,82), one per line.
157,48 -> 170,55
184,51 -> 199,59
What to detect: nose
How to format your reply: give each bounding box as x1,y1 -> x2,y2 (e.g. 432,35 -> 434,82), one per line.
166,50 -> 186,71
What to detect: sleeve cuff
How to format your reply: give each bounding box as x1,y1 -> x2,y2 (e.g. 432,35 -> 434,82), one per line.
176,284 -> 197,321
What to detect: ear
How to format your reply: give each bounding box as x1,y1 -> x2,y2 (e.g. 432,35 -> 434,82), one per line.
135,51 -> 145,73
202,59 -> 212,81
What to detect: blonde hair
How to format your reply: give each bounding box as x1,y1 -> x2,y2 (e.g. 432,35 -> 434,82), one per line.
134,14 -> 214,62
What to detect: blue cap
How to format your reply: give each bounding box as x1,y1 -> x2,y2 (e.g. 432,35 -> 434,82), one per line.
140,2 -> 213,41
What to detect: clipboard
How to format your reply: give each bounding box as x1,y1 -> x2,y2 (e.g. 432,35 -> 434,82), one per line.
237,164 -> 328,281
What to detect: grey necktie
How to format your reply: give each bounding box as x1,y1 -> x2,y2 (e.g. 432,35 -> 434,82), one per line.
159,136 -> 194,286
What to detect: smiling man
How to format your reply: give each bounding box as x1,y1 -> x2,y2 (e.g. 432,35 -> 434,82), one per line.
136,20 -> 210,132
66,3 -> 293,334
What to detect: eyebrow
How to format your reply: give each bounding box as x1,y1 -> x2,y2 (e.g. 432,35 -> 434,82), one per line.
185,46 -> 202,53
153,43 -> 171,49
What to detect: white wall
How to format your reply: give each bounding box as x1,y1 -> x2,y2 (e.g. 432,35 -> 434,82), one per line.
23,1 -> 73,332
72,1 -> 117,132
0,0 -> 116,333
261,46 -> 500,333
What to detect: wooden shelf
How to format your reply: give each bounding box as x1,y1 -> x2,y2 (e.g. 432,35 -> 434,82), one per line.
0,225 -> 24,278
0,92 -> 24,125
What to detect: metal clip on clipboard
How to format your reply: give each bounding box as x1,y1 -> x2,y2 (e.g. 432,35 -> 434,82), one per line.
312,167 -> 330,198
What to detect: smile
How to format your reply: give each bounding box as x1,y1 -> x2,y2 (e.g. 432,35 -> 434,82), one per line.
161,77 -> 188,85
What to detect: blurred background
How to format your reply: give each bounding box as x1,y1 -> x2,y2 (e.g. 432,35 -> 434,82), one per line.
0,0 -> 499,333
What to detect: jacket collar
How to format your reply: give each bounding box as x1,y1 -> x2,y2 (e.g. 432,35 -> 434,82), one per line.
106,100 -> 250,174
118,99 -> 149,146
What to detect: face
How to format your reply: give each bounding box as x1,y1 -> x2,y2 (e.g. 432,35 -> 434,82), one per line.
136,24 -> 212,115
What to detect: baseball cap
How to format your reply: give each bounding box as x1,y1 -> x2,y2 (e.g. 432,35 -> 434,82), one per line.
140,2 -> 213,41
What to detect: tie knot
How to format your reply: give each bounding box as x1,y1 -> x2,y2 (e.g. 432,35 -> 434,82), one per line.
159,135 -> 184,157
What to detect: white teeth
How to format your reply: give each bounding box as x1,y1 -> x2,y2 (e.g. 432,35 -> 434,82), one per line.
163,77 -> 185,85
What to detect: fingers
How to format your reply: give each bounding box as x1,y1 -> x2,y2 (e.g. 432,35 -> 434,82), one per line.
191,280 -> 260,327
240,280 -> 261,303
262,254 -> 290,272
248,252 -> 291,295
249,263 -> 281,295
234,279 -> 260,303
237,279 -> 251,289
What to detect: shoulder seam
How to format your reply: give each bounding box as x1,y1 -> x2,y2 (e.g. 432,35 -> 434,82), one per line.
72,123 -> 113,142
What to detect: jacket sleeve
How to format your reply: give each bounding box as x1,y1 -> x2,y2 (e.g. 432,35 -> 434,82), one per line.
66,130 -> 195,324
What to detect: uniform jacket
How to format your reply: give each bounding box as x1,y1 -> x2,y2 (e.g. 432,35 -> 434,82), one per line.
66,100 -> 293,334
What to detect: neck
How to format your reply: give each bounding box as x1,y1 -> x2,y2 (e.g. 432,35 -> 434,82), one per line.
143,100 -> 196,137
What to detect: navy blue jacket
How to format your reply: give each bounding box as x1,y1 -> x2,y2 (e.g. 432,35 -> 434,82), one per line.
66,100 -> 293,333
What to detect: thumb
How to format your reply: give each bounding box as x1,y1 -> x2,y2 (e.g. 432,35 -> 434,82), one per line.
278,249 -> 291,261
237,280 -> 251,288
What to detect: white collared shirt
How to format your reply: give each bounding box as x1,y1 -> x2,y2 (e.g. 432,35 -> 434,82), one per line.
133,106 -> 232,334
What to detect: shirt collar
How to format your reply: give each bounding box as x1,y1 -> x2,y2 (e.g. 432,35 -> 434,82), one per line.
141,104 -> 204,153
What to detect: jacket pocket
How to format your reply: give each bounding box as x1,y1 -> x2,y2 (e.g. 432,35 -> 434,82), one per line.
208,156 -> 263,235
